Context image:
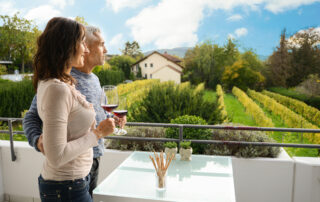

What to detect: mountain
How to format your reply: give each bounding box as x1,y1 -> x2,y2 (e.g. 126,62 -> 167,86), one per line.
144,47 -> 270,61
144,47 -> 191,58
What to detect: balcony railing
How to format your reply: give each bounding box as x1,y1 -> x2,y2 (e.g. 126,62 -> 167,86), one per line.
1,117 -> 320,162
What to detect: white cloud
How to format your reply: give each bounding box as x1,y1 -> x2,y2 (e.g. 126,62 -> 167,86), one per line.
25,5 -> 61,24
108,33 -> 125,51
49,0 -> 75,9
0,1 -> 19,16
69,0 -> 75,6
264,0 -> 320,14
235,27 -> 248,37
227,14 -> 243,22
126,0 -> 207,49
106,0 -> 151,13
50,0 -> 66,9
228,34 -> 235,40
288,27 -> 320,48
125,0 -> 319,49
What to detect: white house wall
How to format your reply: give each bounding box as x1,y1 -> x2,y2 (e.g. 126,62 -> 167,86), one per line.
153,65 -> 181,84
138,53 -> 182,83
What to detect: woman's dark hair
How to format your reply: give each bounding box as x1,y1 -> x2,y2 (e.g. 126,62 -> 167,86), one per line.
33,17 -> 85,90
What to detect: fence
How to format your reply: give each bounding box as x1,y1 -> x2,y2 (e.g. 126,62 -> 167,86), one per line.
1,117 -> 320,162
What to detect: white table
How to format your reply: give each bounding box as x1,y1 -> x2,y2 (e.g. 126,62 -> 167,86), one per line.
93,151 -> 235,202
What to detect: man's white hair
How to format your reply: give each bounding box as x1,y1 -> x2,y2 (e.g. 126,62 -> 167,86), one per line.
85,25 -> 101,44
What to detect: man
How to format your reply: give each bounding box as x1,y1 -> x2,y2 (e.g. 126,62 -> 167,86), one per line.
23,25 -> 126,196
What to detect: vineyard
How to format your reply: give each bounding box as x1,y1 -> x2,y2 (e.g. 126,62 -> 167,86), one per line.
118,81 -> 319,157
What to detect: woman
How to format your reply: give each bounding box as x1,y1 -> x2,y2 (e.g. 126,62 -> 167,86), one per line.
33,17 -> 114,202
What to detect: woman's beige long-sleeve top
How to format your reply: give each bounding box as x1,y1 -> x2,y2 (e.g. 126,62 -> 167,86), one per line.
37,79 -> 98,181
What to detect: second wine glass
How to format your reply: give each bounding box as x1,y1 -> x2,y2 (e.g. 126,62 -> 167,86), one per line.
101,85 -> 119,134
113,97 -> 127,135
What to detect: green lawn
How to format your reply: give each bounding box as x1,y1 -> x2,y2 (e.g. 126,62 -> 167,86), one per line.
224,93 -> 256,126
204,89 -> 318,157
203,90 -> 217,103
0,124 -> 27,142
253,99 -> 319,157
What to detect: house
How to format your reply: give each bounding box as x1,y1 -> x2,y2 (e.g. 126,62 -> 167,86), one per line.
131,51 -> 183,84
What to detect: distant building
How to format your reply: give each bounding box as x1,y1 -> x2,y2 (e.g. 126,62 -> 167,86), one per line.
131,51 -> 183,84
0,61 -> 13,65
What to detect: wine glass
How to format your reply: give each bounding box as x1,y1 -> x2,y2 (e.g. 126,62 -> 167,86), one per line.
101,85 -> 119,133
113,97 -> 128,135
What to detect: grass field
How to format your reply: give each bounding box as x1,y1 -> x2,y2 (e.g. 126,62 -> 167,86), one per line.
224,94 -> 256,126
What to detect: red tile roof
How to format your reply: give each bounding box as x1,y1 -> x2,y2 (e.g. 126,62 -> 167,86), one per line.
131,51 -> 183,69
162,51 -> 182,63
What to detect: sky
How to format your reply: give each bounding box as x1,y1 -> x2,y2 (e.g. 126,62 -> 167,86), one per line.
1,0 -> 320,57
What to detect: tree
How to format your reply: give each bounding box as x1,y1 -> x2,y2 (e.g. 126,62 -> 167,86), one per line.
183,41 -> 216,88
183,39 -> 240,89
288,28 -> 320,86
0,13 -> 40,73
224,38 -> 240,67
121,41 -> 143,59
240,50 -> 264,71
74,16 -> 88,25
267,29 -> 292,87
222,60 -> 265,91
108,55 -> 136,79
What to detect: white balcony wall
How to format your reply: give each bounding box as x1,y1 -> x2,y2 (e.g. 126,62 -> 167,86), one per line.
0,147 -> 4,202
232,148 -> 294,202
0,140 -> 319,202
0,140 -> 131,202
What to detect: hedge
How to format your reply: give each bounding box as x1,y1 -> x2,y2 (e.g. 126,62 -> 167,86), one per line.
0,79 -> 35,117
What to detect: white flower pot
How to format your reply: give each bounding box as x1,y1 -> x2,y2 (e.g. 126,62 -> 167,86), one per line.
180,148 -> 192,161
165,147 -> 177,160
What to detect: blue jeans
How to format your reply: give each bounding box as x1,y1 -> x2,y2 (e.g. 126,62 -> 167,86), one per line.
89,157 -> 100,197
38,174 -> 92,202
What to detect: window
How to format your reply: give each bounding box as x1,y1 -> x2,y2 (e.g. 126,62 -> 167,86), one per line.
150,63 -> 153,67
145,74 -> 147,79
145,63 -> 147,68
136,64 -> 139,71
150,74 -> 152,78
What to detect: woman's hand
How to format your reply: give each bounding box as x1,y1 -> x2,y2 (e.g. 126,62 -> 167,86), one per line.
114,116 -> 127,129
93,118 -> 115,139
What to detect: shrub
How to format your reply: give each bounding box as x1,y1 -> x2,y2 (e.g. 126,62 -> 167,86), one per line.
129,82 -> 220,124
180,141 -> 191,149
95,68 -> 125,86
222,60 -> 265,91
165,115 -> 212,154
205,123 -> 280,158
92,63 -> 111,74
105,127 -> 166,151
268,87 -> 320,110
0,65 -> 7,75
0,79 -> 35,117
164,141 -> 177,148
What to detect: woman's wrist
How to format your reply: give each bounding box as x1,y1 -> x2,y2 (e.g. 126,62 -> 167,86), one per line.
93,128 -> 103,140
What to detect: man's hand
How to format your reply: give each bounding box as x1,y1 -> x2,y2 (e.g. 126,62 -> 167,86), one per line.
37,134 -> 45,155
115,116 -> 127,129
95,118 -> 115,138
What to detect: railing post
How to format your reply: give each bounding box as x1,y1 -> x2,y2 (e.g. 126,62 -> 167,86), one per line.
8,119 -> 17,161
178,125 -> 183,152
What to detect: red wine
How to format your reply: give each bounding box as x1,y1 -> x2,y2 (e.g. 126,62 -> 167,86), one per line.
113,110 -> 128,118
101,104 -> 118,112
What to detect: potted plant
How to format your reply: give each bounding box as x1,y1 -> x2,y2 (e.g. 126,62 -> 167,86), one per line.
180,141 -> 192,161
164,141 -> 177,160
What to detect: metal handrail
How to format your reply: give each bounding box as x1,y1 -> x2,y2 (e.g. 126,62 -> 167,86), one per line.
1,118 -> 320,162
